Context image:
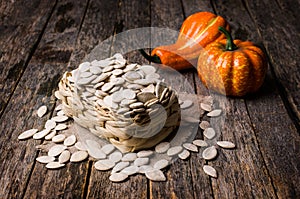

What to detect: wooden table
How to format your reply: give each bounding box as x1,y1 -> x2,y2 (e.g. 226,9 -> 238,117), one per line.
1,0 -> 299,198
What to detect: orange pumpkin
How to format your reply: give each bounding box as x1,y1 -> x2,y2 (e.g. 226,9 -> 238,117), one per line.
140,12 -> 230,70
197,27 -> 267,96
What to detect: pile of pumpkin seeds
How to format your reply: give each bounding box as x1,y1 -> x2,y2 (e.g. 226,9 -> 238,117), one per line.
18,54 -> 235,182
56,53 -> 180,153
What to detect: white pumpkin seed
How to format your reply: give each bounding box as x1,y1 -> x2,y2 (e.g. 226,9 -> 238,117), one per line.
216,141 -> 235,149
58,150 -> 71,163
183,143 -> 198,152
199,121 -> 210,130
137,150 -> 154,158
202,146 -> 218,160
64,135 -> 76,146
109,172 -> 128,182
94,159 -> 115,171
111,162 -> 130,173
155,142 -> 170,153
207,109 -> 222,117
180,100 -> 193,109
122,89 -> 136,99
138,165 -> 154,174
18,129 -> 38,140
70,151 -> 88,162
192,139 -> 208,147
140,65 -> 156,74
78,62 -> 91,72
167,146 -> 183,156
45,130 -> 56,140
48,145 -> 67,157
37,105 -> 47,118
101,82 -> 114,92
145,169 -> 166,181
203,165 -> 217,178
90,66 -> 102,74
75,142 -> 87,151
52,134 -> 66,143
134,157 -> 149,166
121,165 -> 139,175
153,159 -> 169,170
109,151 -> 122,163
101,144 -> 115,155
121,153 -> 137,162
203,128 -> 216,139
51,115 -> 69,123
33,129 -> 51,140
55,124 -> 68,131
36,156 -> 55,164
46,162 -> 65,169
45,120 -> 56,130
200,103 -> 212,112
178,149 -> 190,160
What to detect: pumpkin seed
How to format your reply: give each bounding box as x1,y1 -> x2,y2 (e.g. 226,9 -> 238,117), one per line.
109,172 -> 128,182
94,159 -> 115,171
203,165 -> 217,178
155,142 -> 170,153
46,162 -> 65,169
64,135 -> 76,146
18,129 -> 38,140
58,150 -> 71,163
183,143 -> 198,152
153,159 -> 169,170
48,145 -> 67,157
52,134 -> 66,143
121,165 -> 139,175
203,128 -> 216,139
167,146 -> 183,156
37,105 -> 47,118
178,149 -> 190,160
33,129 -> 51,140
207,109 -> 222,117
145,169 -> 166,181
36,156 -> 55,164
192,139 -> 208,147
216,141 -> 235,149
134,157 -> 149,166
70,151 -> 88,162
202,146 -> 218,160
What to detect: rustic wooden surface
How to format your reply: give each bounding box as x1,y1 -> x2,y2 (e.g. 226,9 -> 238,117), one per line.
0,0 -> 299,198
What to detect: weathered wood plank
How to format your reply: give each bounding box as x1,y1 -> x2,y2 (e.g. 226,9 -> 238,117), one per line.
0,0 -> 56,116
183,1 -> 279,198
244,0 -> 300,126
246,72 -> 300,198
149,1 -> 204,198
212,0 -> 299,198
181,2 -> 220,199
0,1 -> 88,198
85,1 -> 150,198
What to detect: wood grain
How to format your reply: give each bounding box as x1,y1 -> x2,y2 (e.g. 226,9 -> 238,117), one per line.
213,0 -> 300,198
0,0 -> 56,116
244,0 -> 300,126
0,0 -> 299,198
0,0 -> 88,198
84,1 -> 150,198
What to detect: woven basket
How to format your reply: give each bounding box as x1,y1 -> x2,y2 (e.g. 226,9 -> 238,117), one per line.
56,62 -> 180,153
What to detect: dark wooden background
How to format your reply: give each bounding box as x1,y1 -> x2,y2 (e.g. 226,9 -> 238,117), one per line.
0,0 -> 299,198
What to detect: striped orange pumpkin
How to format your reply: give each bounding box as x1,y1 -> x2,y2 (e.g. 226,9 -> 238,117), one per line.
197,27 -> 268,96
150,12 -> 230,70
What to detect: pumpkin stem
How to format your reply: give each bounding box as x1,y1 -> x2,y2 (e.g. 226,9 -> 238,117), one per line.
139,49 -> 162,64
218,26 -> 238,51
